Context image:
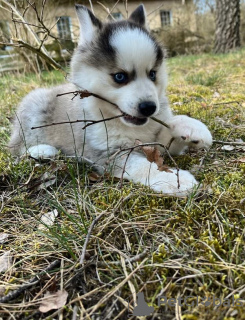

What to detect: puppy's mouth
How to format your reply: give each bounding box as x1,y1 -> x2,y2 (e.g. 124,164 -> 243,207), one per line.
120,111 -> 148,126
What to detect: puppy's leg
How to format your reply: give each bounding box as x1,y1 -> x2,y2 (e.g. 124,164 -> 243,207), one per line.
113,152 -> 198,196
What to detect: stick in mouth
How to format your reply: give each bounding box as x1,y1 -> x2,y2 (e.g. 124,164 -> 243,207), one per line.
56,90 -> 170,129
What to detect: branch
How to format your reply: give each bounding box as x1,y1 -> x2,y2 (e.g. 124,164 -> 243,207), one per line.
12,39 -> 65,72
1,0 -> 65,72
213,140 -> 245,146
0,260 -> 60,303
31,90 -> 170,130
79,194 -> 134,265
112,142 -> 180,189
31,115 -> 124,130
80,212 -> 105,265
56,90 -> 119,107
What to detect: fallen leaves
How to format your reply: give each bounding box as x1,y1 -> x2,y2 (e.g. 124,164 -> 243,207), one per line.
26,162 -> 67,192
39,289 -> 68,313
38,209 -> 58,230
88,171 -> 102,182
221,145 -> 235,151
0,251 -> 13,273
135,140 -> 172,172
0,233 -> 9,244
219,139 -> 245,152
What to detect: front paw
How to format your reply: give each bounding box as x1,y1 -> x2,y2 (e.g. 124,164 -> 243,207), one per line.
168,115 -> 212,149
149,168 -> 198,197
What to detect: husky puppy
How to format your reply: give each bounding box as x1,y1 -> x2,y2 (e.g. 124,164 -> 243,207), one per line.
9,5 -> 212,196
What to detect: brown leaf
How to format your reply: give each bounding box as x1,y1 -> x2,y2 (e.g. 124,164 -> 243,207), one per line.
135,140 -> 172,173
158,164 -> 173,173
39,289 -> 68,313
88,171 -> 101,182
79,91 -> 92,99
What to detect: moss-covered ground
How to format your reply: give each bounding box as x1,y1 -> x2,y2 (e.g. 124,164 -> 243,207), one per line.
0,49 -> 245,319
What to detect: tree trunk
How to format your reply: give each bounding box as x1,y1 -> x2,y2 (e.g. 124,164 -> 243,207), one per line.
214,0 -> 240,53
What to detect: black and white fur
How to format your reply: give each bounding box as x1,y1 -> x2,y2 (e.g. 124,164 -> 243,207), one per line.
8,5 -> 212,196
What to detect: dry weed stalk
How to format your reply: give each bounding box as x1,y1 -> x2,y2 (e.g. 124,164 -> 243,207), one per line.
0,0 -> 65,72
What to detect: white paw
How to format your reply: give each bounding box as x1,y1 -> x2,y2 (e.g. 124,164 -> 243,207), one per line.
168,115 -> 212,149
149,168 -> 198,197
27,144 -> 59,158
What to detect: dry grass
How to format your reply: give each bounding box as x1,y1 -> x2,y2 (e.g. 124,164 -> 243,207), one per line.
0,49 -> 245,320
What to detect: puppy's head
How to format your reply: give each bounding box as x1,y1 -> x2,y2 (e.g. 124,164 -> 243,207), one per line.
71,4 -> 167,127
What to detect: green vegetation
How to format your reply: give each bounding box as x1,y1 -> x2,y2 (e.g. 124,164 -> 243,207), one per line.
0,49 -> 245,319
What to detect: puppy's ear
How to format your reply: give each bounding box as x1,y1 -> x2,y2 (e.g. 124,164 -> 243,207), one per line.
129,4 -> 147,28
75,4 -> 102,45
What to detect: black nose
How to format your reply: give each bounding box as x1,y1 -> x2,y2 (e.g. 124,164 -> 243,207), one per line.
138,101 -> 156,117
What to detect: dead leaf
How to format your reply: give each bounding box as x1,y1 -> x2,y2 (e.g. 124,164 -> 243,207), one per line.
39,289 -> 68,313
38,209 -> 58,230
213,91 -> 220,98
158,164 -> 173,173
135,140 -> 172,173
36,172 -> 56,191
173,101 -> 183,106
0,233 -> 9,244
79,90 -> 92,99
0,286 -> 5,296
221,145 -> 235,151
0,251 -> 13,273
88,171 -> 101,182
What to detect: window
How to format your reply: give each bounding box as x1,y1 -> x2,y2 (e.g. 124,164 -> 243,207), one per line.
111,12 -> 123,20
160,10 -> 171,27
56,16 -> 72,40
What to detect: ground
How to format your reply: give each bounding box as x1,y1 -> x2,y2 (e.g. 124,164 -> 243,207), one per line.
0,49 -> 245,320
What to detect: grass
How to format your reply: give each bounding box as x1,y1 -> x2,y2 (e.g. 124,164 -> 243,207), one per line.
0,48 -> 245,319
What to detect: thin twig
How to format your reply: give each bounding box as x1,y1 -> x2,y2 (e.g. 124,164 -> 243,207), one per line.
213,140 -> 245,146
105,0 -> 121,20
166,137 -> 175,150
107,250 -> 148,265
120,148 -> 133,189
151,116 -> 170,129
117,142 -> 180,189
79,194 -> 133,265
32,90 -> 170,130
88,258 -> 147,316
31,115 -> 124,130
79,212 -> 106,265
1,0 -> 64,71
56,90 -> 118,107
213,101 -> 241,106
97,1 -> 116,20
0,260 -> 60,303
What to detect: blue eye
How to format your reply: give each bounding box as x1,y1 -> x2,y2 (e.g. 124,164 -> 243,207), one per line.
113,73 -> 128,84
149,70 -> 156,81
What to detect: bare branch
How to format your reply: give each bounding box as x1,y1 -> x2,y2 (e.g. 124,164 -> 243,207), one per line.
31,115 -> 124,130
31,90 -> 170,131
0,0 -> 65,72
12,39 -> 65,72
